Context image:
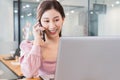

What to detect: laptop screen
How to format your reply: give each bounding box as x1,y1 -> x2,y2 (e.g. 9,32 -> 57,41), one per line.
55,37 -> 120,80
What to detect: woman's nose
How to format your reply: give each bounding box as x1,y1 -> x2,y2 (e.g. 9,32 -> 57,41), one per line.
49,22 -> 56,29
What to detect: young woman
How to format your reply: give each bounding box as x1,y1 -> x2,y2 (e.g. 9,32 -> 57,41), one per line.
19,0 -> 65,78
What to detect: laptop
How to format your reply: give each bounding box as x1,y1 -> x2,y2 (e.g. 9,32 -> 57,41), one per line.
55,37 -> 120,80
0,61 -> 18,79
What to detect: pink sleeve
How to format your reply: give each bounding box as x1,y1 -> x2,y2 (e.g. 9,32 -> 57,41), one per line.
19,40 -> 42,78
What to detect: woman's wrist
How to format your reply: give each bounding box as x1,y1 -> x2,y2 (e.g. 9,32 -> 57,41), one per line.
33,38 -> 44,46
33,38 -> 41,45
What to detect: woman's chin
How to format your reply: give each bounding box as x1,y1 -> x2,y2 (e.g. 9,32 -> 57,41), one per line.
50,33 -> 59,38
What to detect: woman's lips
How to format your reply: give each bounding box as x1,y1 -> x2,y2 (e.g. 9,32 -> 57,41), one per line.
49,30 -> 57,35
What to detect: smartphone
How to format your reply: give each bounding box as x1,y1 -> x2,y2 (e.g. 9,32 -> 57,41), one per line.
39,20 -> 46,41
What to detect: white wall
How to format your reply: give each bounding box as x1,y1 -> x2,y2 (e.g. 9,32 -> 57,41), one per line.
60,0 -> 88,37
0,41 -> 18,54
62,10 -> 87,37
0,0 -> 18,54
0,0 -> 14,41
98,7 -> 120,36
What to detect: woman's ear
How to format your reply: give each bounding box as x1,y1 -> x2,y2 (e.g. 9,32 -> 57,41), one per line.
62,18 -> 65,22
62,18 -> 65,25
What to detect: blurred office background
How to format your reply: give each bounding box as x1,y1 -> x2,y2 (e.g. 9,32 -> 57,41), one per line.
0,0 -> 120,53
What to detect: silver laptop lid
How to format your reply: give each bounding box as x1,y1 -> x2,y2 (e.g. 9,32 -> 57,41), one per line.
55,37 -> 120,80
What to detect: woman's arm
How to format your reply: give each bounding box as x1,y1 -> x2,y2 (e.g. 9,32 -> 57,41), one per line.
20,40 -> 42,78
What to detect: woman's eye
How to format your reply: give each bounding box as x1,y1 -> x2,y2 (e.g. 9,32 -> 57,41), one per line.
55,19 -> 59,22
44,20 -> 49,23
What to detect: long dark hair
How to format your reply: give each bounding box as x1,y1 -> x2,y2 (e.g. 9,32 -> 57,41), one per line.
36,0 -> 65,37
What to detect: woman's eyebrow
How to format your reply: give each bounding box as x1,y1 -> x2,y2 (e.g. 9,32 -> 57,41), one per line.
42,16 -> 59,19
54,16 -> 59,18
43,17 -> 49,19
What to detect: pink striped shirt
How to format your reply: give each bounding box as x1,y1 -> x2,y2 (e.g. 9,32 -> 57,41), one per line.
19,40 -> 56,78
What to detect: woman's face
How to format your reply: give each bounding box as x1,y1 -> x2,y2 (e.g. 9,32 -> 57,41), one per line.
41,9 -> 64,38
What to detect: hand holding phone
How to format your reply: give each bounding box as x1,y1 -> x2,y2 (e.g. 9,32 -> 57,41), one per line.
33,22 -> 45,45
39,20 -> 46,41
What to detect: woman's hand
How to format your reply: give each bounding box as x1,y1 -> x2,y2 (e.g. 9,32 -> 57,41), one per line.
33,22 -> 45,46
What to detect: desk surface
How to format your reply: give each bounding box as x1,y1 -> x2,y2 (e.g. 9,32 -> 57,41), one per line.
0,54 -> 22,76
0,54 -> 41,80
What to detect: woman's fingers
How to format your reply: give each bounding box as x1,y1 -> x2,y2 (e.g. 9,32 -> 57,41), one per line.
39,26 -> 45,31
32,22 -> 46,40
32,22 -> 45,45
33,25 -> 45,36
33,22 -> 45,32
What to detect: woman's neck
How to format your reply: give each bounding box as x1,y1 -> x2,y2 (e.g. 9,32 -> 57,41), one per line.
46,36 -> 60,44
